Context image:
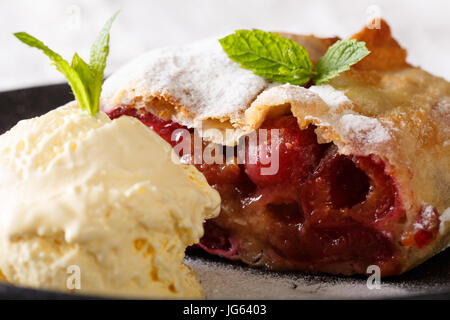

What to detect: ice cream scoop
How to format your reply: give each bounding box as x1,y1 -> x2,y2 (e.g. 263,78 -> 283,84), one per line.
0,103 -> 220,298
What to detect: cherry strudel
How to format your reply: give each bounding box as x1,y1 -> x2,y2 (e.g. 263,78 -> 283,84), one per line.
101,20 -> 450,276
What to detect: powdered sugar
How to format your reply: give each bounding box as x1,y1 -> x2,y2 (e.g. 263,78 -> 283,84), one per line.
309,85 -> 353,110
102,39 -> 271,121
422,204 -> 436,222
339,114 -> 391,145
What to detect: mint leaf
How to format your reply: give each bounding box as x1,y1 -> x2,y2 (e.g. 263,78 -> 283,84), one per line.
314,39 -> 370,85
13,12 -> 118,116
88,11 -> 119,115
13,32 -> 92,113
71,52 -> 96,110
219,29 -> 314,85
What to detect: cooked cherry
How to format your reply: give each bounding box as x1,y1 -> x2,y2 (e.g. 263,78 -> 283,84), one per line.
244,117 -> 323,188
300,146 -> 402,226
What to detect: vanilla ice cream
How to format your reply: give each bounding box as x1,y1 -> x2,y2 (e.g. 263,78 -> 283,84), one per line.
0,103 -> 220,298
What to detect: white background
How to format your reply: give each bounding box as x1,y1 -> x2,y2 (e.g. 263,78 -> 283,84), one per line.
1,0 -> 449,91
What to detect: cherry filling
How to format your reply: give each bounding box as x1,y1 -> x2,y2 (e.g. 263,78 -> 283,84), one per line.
109,107 -> 186,146
244,116 -> 326,187
107,107 -> 435,275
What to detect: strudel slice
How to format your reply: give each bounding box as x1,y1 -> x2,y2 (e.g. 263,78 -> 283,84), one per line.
101,20 -> 450,276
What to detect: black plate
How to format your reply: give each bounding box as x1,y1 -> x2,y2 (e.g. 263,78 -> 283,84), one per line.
0,84 -> 449,300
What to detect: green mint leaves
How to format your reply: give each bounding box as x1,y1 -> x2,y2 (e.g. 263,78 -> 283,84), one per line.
14,12 -> 118,116
219,29 -> 370,86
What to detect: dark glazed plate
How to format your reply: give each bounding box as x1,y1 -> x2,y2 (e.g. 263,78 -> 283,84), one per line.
0,84 -> 449,300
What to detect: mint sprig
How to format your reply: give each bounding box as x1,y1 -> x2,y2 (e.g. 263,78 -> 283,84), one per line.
220,29 -> 370,86
14,12 -> 119,116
